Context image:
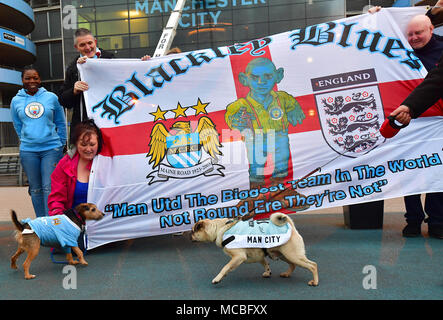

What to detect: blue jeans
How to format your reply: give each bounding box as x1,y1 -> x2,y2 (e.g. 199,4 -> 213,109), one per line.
20,148 -> 63,218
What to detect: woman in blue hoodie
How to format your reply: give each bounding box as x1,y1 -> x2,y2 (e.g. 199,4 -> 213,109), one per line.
11,67 -> 67,217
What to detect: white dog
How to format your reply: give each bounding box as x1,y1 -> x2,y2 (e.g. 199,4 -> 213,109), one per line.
191,212 -> 318,286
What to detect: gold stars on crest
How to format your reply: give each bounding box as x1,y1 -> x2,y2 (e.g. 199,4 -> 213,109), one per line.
149,98 -> 210,121
171,102 -> 188,119
149,106 -> 167,121
190,98 -> 209,115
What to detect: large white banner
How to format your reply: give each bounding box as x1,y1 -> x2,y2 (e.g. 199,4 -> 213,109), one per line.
79,7 -> 443,249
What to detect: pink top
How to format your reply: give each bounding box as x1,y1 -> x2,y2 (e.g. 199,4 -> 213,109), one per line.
48,152 -> 92,216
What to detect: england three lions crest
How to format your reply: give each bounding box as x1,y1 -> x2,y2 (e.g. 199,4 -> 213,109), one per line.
146,116 -> 225,184
312,69 -> 386,158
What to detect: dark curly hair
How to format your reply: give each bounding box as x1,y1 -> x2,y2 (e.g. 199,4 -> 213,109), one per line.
70,118 -> 103,153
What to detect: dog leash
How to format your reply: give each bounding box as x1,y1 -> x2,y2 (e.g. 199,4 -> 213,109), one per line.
239,126 -> 393,221
238,141 -> 359,221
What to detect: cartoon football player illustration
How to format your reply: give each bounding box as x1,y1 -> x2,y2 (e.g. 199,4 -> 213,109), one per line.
225,57 -> 308,210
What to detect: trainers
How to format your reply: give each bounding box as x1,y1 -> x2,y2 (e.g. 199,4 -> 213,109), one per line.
402,223 -> 422,237
428,225 -> 443,239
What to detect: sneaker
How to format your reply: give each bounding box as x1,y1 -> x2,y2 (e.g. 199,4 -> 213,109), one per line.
402,223 -> 422,237
428,225 -> 443,239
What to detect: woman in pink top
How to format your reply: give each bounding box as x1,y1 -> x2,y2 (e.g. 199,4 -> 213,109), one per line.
48,119 -> 103,216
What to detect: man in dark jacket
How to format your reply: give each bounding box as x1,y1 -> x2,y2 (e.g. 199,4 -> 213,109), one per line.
400,10 -> 443,239
392,54 -> 443,125
58,28 -> 115,136
370,4 -> 443,238
390,53 -> 443,239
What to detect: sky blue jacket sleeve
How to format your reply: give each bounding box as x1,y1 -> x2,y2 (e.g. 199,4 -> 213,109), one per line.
53,96 -> 67,146
10,98 -> 22,140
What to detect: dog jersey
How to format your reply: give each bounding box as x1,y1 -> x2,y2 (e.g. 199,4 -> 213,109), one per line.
22,215 -> 81,253
222,219 -> 292,249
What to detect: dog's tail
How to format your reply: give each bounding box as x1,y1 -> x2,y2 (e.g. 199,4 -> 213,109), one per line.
270,212 -> 295,229
10,210 -> 24,232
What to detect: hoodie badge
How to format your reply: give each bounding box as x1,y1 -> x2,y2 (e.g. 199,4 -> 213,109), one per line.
25,102 -> 45,119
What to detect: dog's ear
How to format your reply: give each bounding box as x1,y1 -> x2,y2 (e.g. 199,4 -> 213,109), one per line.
75,203 -> 89,213
193,221 -> 204,232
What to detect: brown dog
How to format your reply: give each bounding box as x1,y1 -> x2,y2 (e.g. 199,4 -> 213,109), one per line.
191,212 -> 318,286
10,203 -> 104,279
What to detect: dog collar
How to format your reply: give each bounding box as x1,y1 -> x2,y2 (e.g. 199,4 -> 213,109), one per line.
73,209 -> 85,225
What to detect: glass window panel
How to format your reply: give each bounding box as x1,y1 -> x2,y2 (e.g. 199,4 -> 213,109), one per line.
189,26 -> 232,44
32,12 -> 49,40
51,42 -> 64,79
96,35 -> 130,50
131,47 -> 155,59
146,16 -> 165,32
148,31 -> 163,47
77,7 -> 96,25
197,9 -> 231,27
96,20 -> 129,36
2,91 -> 15,106
129,18 -> 146,34
306,0 -> 345,18
0,122 -> 19,147
48,82 -> 63,95
373,0 -> 396,6
346,0 -> 369,12
269,4 -> 306,22
49,10 -> 62,38
272,0 -> 306,4
31,0 -> 49,8
34,44 -> 50,80
95,5 -> 129,21
306,16 -> 344,26
129,1 -> 167,17
270,19 -> 306,36
205,0 -> 233,10
67,0 -> 94,8
96,36 -> 111,50
232,7 -> 268,25
233,22 -> 269,43
111,48 -> 131,58
130,33 -> 151,48
209,10 -> 232,26
95,0 -> 128,6
175,28 -> 199,45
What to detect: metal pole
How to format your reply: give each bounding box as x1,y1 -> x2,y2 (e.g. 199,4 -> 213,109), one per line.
153,0 -> 187,57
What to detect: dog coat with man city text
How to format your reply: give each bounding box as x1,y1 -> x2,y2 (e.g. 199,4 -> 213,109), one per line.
222,218 -> 291,249
22,215 -> 81,253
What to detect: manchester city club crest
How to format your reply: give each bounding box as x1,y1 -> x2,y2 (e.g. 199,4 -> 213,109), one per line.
24,102 -> 44,119
166,132 -> 201,168
312,69 -> 385,158
146,116 -> 225,184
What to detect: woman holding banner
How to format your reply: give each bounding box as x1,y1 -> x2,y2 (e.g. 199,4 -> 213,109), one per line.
48,119 -> 103,217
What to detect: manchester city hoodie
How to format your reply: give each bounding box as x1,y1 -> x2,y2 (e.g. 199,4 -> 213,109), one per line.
10,87 -> 67,152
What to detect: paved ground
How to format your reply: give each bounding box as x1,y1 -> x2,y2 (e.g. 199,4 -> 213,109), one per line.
1,186 -> 442,305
